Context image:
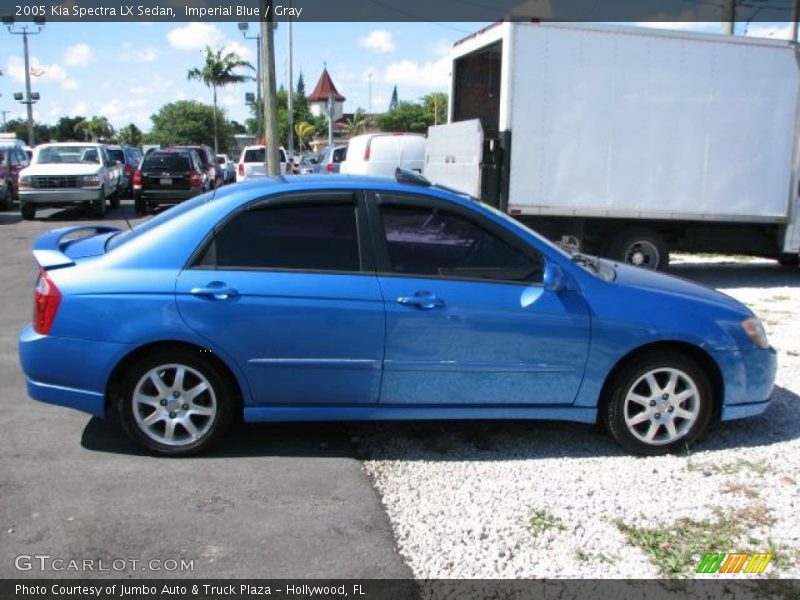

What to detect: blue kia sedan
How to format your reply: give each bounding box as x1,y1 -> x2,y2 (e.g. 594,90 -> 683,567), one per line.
19,171 -> 776,456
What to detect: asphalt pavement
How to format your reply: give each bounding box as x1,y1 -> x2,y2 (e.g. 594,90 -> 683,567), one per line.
0,199 -> 411,579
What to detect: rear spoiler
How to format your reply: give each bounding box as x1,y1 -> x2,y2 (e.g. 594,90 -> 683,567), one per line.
32,225 -> 120,269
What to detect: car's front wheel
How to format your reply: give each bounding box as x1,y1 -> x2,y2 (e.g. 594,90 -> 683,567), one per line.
21,202 -> 35,220
605,350 -> 712,455
117,350 -> 234,456
92,189 -> 107,218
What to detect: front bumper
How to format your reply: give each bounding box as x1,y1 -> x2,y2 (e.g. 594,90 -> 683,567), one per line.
20,188 -> 103,204
719,344 -> 777,421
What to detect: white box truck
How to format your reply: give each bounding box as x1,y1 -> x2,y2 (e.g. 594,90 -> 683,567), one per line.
424,22 -> 800,269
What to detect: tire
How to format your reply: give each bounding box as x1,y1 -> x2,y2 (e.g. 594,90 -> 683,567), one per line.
777,253 -> 799,267
608,228 -> 668,271
21,202 -> 36,220
134,198 -> 147,215
117,349 -> 234,456
92,189 -> 107,218
0,183 -> 11,210
110,188 -> 121,209
604,350 -> 713,455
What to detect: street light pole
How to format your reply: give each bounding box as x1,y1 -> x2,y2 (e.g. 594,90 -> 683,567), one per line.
261,5 -> 280,176
240,22 -> 263,142
286,10 -> 294,156
5,18 -> 44,146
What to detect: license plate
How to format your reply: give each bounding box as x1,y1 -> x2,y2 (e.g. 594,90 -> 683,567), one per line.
159,178 -> 172,186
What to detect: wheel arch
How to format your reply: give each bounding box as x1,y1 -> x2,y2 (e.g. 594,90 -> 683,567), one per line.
596,340 -> 723,426
105,340 -> 245,421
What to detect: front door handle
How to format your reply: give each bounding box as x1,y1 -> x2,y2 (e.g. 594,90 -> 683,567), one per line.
190,282 -> 239,300
397,291 -> 445,310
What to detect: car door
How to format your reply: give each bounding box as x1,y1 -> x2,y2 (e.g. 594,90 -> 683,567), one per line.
371,192 -> 591,406
175,191 -> 385,405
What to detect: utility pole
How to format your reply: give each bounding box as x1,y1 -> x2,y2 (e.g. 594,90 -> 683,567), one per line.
239,22 -> 262,142
0,111 -> 9,126
5,17 -> 45,146
793,0 -> 799,43
721,0 -> 735,35
261,2 -> 280,176
287,6 -> 294,157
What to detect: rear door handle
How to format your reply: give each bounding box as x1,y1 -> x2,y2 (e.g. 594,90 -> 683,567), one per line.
190,282 -> 239,300
397,291 -> 445,310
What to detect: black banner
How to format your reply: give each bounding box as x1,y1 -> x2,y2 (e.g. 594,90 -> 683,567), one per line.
3,0 -> 796,23
3,579 -> 800,600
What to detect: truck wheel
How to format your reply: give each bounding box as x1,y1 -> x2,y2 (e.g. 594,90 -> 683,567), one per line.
604,350 -> 713,455
608,228 -> 668,271
777,253 -> 799,267
21,202 -> 36,220
92,190 -> 107,218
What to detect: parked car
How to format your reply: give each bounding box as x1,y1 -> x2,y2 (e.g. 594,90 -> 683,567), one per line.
318,145 -> 347,174
133,148 -> 209,214
216,154 -> 236,184
170,145 -> 222,189
341,133 -> 425,177
0,137 -> 30,209
106,145 -> 142,199
18,143 -> 121,220
296,153 -> 320,175
19,169 -> 776,457
236,145 -> 289,182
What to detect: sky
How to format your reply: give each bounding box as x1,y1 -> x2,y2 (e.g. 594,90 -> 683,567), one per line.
0,20 -> 794,133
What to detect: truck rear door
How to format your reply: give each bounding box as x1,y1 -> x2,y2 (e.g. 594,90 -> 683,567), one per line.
424,119 -> 484,199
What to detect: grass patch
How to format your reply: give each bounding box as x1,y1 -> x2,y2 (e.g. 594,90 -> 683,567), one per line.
574,549 -> 616,564
614,505 -> 774,576
528,509 -> 566,537
721,482 -> 760,500
686,458 -> 771,476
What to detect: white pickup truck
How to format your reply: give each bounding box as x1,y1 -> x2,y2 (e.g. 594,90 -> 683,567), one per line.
18,142 -> 122,220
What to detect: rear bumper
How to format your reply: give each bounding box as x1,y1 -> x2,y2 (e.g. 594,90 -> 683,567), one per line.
19,325 -> 132,418
20,188 -> 103,204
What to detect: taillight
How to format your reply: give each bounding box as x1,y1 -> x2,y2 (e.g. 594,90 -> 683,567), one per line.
326,162 -> 334,173
132,169 -> 142,188
189,172 -> 202,186
238,163 -> 244,176
33,269 -> 61,335
124,164 -> 133,177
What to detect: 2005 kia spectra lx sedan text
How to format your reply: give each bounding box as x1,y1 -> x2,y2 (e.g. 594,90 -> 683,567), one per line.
18,170 -> 777,456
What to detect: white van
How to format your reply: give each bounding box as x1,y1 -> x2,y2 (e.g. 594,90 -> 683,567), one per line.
236,145 -> 288,182
341,133 -> 425,177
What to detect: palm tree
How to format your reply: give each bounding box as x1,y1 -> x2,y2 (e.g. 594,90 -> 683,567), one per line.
294,121 -> 316,151
75,116 -> 114,142
187,46 -> 253,153
345,109 -> 367,137
118,123 -> 143,146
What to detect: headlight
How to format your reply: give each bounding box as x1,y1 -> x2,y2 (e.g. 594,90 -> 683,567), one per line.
18,176 -> 32,189
742,317 -> 769,349
80,175 -> 101,187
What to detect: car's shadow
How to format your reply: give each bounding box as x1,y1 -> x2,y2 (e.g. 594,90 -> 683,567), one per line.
0,212 -> 22,225
80,384 -> 800,460
668,261 -> 800,289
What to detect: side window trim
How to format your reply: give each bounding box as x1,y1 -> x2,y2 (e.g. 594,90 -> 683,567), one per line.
370,192 -> 544,286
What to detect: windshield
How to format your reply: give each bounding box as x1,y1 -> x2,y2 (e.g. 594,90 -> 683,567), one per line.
35,145 -> 102,165
107,193 -> 213,251
142,153 -> 191,172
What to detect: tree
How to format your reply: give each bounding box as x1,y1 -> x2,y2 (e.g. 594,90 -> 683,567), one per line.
294,121 -> 316,151
389,85 -> 399,111
293,72 -> 313,125
187,46 -> 253,153
51,115 -> 86,142
0,118 -> 51,143
148,100 -> 235,151
75,116 -> 114,142
376,101 -> 430,133
118,123 -> 143,146
422,92 -> 448,126
345,108 -> 367,136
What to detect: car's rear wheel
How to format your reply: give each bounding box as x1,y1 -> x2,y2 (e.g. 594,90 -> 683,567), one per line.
21,202 -> 35,220
118,350 -> 234,456
134,198 -> 147,215
605,350 -> 712,455
110,188 -> 121,209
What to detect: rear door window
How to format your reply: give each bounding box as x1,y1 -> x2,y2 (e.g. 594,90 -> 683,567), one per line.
142,153 -> 191,172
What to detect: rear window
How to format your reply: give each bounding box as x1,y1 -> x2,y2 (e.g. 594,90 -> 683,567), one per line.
142,153 -> 192,171
243,148 -> 286,163
107,149 -> 125,162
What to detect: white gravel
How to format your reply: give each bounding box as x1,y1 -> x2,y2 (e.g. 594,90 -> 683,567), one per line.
355,255 -> 800,579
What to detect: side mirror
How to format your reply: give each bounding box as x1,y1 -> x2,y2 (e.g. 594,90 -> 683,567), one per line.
543,262 -> 567,293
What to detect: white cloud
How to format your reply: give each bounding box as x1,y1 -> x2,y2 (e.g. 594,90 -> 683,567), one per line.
167,23 -> 224,50
7,55 -> 68,84
63,43 -> 95,67
635,21 -> 719,33
71,101 -> 88,115
433,39 -> 452,57
62,79 -> 80,90
384,57 -> 450,89
221,40 -> 254,62
221,94 -> 237,107
358,29 -> 396,54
